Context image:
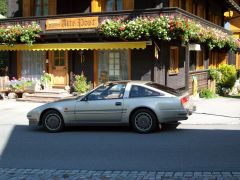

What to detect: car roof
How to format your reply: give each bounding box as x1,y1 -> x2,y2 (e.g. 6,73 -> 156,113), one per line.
107,80 -> 151,85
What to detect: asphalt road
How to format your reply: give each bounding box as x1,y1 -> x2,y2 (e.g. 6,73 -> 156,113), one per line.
0,124 -> 240,172
0,98 -> 240,172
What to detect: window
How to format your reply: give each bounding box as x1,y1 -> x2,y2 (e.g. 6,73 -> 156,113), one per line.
35,0 -> 48,16
190,51 -> 204,71
169,46 -> 179,74
129,85 -> 160,98
87,83 -> 126,100
21,51 -> 46,80
146,82 -> 175,95
109,52 -> 120,80
54,51 -> 65,66
0,52 -> 9,76
105,0 -> 123,11
98,50 -> 128,83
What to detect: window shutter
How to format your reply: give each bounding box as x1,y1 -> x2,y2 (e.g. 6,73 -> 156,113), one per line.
48,0 -> 56,15
123,0 -> 134,10
23,0 -> 31,17
186,0 -> 193,13
91,0 -> 102,12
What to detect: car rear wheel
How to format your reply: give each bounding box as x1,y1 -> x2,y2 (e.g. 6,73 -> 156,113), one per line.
131,109 -> 158,133
42,110 -> 64,133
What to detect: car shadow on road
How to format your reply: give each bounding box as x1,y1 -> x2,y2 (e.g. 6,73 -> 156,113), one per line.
28,124 -> 180,134
1,125 -> 240,171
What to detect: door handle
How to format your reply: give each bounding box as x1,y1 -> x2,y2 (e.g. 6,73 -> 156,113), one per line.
115,102 -> 122,106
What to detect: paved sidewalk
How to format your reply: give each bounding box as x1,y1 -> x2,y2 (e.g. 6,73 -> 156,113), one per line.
0,96 -> 240,126
0,168 -> 240,180
0,99 -> 42,125
182,97 -> 240,125
0,98 -> 240,180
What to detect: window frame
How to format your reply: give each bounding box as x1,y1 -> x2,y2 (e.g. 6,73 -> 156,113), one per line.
53,51 -> 65,66
169,46 -> 179,75
97,50 -> 129,84
189,51 -> 205,72
34,0 -> 49,16
104,0 -> 123,11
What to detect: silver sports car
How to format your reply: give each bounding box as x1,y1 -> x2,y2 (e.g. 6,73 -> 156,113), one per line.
27,81 -> 194,133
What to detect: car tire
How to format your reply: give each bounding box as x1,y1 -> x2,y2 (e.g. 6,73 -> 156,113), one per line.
131,109 -> 158,133
42,110 -> 64,133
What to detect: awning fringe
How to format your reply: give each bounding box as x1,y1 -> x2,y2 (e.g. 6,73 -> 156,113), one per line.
0,42 -> 147,51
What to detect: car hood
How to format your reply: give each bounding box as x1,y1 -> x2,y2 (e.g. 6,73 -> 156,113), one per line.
31,97 -> 77,111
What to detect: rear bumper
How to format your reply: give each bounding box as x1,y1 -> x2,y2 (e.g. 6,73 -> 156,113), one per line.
186,105 -> 197,115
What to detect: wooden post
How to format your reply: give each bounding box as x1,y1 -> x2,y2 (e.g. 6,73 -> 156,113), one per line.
185,44 -> 190,91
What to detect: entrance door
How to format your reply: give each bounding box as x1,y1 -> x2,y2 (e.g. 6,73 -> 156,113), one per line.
49,51 -> 68,87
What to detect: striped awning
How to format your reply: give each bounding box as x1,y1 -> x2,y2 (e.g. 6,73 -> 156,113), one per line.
0,42 -> 147,51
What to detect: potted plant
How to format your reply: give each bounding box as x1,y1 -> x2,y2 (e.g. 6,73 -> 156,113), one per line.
73,73 -> 91,95
40,72 -> 52,90
9,77 -> 33,98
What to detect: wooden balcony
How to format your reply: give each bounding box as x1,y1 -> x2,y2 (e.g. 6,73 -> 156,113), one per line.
0,7 -> 231,42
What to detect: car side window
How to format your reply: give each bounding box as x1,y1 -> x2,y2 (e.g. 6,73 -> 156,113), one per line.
129,85 -> 160,98
87,84 -> 126,101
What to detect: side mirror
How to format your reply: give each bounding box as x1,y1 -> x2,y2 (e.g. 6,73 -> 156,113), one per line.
82,96 -> 88,101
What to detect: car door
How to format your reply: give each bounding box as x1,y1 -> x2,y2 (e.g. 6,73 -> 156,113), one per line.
75,83 -> 126,123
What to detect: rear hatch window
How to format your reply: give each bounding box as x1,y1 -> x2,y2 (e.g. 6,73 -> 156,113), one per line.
146,82 -> 181,96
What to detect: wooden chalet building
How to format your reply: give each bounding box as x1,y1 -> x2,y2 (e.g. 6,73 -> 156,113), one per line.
0,0 -> 240,93
227,0 -> 240,71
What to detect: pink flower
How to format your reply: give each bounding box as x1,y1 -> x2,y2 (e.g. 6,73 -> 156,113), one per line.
119,26 -> 125,31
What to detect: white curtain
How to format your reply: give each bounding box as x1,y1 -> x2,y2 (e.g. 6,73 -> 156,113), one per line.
98,50 -> 128,83
22,51 -> 46,80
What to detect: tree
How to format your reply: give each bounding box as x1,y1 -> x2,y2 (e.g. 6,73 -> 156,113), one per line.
0,0 -> 7,16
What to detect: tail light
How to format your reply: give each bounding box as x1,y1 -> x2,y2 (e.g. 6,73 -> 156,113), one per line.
181,96 -> 189,104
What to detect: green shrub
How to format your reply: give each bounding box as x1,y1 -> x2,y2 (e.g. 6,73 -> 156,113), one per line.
199,88 -> 216,99
217,64 -> 237,90
40,73 -> 52,84
208,67 -> 222,82
73,74 -> 91,94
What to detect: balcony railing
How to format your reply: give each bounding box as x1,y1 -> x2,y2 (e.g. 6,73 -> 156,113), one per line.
0,7 -> 230,36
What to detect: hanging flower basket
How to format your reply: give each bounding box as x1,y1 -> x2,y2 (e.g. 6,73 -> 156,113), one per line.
0,22 -> 42,46
100,15 -> 240,53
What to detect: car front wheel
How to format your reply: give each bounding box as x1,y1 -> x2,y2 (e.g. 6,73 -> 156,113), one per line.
131,109 -> 158,133
42,110 -> 64,133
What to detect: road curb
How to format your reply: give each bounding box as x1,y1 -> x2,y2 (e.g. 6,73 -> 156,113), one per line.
0,168 -> 240,179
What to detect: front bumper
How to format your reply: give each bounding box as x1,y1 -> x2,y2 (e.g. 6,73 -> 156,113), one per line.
28,118 -> 39,125
27,112 -> 40,126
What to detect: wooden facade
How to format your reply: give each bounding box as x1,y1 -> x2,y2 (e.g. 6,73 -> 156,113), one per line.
229,0 -> 240,70
2,0 -> 237,92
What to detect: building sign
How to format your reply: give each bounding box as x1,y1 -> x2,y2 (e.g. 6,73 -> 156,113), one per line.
46,17 -> 99,30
